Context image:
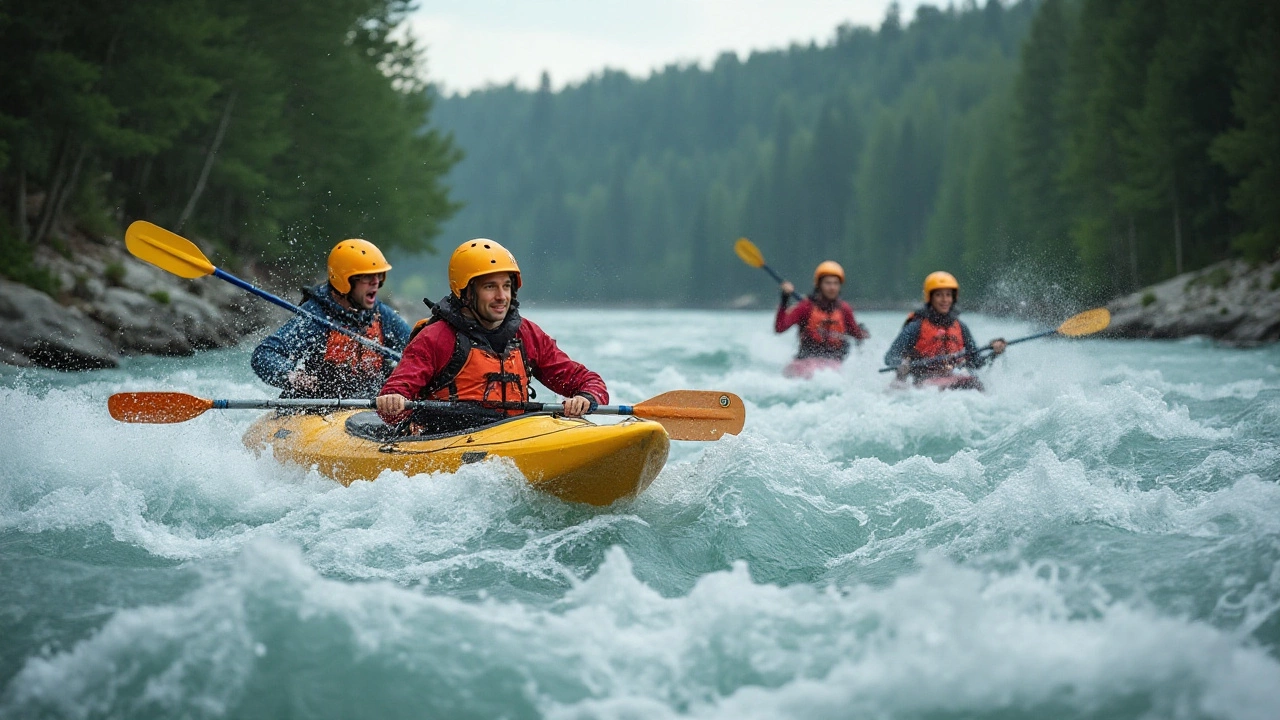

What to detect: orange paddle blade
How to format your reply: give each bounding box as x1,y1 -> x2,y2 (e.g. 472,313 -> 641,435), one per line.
734,238 -> 765,268
1058,308 -> 1111,337
124,221 -> 216,279
633,390 -> 745,441
108,392 -> 214,423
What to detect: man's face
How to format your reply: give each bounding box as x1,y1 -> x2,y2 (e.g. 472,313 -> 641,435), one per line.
469,271 -> 513,327
347,272 -> 385,310
818,275 -> 842,300
930,288 -> 955,314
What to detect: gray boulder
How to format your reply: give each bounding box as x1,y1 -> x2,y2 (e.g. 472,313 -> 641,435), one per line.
0,278 -> 119,370
1107,260 -> 1280,345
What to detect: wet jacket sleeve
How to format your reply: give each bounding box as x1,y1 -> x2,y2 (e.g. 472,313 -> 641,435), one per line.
841,302 -> 869,340
521,320 -> 609,405
378,304 -> 414,353
250,302 -> 329,388
376,322 -> 455,423
884,321 -> 921,367
775,298 -> 811,333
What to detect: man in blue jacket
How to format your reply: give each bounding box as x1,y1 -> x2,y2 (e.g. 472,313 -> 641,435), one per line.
252,239 -> 412,398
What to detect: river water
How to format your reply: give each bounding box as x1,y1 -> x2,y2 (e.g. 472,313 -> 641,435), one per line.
2,309 -> 1278,719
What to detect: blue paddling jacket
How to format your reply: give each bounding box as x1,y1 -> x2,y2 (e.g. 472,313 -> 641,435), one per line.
251,283 -> 412,398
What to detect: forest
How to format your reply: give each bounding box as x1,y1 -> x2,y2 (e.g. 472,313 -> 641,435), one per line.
1,0 -> 1275,308
0,0 -> 459,293
421,0 -> 1277,307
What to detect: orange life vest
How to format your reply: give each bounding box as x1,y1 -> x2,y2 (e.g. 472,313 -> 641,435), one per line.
913,317 -> 965,358
803,303 -> 847,350
322,314 -> 384,377
427,339 -> 531,416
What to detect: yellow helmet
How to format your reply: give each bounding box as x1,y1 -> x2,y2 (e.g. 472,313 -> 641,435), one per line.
923,271 -> 959,302
448,238 -> 521,297
813,260 -> 845,286
328,239 -> 391,294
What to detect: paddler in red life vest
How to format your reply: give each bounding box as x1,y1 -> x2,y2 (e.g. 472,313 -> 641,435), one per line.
374,238 -> 608,435
776,261 -> 870,360
251,239 -> 412,398
884,271 -> 1007,382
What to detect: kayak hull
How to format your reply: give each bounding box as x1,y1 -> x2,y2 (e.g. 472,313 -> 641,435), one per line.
243,410 -> 670,506
782,357 -> 842,379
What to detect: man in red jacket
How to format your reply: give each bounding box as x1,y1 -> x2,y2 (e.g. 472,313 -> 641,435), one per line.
776,260 -> 869,360
375,238 -> 607,434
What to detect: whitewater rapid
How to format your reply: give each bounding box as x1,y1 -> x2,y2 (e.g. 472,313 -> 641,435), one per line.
2,309 -> 1278,719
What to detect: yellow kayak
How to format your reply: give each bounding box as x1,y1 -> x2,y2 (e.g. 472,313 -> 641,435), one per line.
242,410 -> 670,505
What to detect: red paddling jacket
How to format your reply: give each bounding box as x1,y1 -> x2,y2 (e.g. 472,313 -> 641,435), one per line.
775,293 -> 869,359
378,295 -> 607,433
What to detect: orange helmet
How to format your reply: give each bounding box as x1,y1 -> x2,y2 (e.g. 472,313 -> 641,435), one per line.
448,238 -> 521,297
328,239 -> 391,294
923,271 -> 959,302
813,260 -> 845,286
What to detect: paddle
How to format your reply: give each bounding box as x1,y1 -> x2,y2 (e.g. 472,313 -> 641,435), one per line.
734,237 -> 805,304
878,308 -> 1112,373
124,220 -> 402,361
107,389 -> 746,441
734,237 -> 867,343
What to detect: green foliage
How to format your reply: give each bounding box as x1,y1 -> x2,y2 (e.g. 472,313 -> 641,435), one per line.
417,2 -> 1038,303
417,0 -> 1266,305
1141,290 -> 1157,306
0,222 -> 61,296
1209,3 -> 1280,260
1189,265 -> 1232,289
148,289 -> 170,304
104,261 -> 126,287
0,0 -> 459,286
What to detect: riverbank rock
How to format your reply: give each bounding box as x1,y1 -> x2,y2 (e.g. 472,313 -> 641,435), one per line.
0,228 -> 275,370
1107,259 -> 1280,346
0,277 -> 118,370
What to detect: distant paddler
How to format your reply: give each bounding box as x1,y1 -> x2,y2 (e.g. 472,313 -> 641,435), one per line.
776,261 -> 870,373
884,271 -> 1005,388
251,239 -> 412,398
375,238 -> 607,435
733,238 -> 869,377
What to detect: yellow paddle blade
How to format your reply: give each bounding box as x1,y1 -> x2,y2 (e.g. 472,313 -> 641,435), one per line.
633,390 -> 746,441
124,221 -> 216,279
734,238 -> 765,268
1057,308 -> 1111,337
108,392 -> 214,423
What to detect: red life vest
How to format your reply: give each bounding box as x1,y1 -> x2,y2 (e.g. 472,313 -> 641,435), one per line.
427,338 -> 531,416
803,303 -> 847,351
322,314 -> 384,377
913,317 -> 965,358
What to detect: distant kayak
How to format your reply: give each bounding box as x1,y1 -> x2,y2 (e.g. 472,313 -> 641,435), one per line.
242,410 -> 670,505
782,357 -> 842,379
890,373 -> 985,392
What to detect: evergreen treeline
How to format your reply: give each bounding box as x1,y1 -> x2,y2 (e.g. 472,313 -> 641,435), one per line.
0,0 -> 459,290
426,0 -> 1277,306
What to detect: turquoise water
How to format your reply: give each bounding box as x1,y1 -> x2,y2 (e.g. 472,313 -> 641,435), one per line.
2,309 -> 1279,719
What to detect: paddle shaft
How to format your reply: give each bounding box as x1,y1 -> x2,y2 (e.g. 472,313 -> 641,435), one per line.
756,262 -> 806,304
207,398 -> 637,414
213,268 -> 402,361
877,328 -> 1058,373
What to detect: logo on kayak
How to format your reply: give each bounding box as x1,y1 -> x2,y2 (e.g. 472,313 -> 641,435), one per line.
719,395 -> 730,407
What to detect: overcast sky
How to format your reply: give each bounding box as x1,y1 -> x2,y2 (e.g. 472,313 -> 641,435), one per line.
407,0 -> 925,95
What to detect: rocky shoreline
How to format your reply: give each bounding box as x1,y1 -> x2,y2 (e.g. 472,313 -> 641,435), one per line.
1106,259 -> 1280,346
0,229 -> 278,370
3,233 -> 1277,372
